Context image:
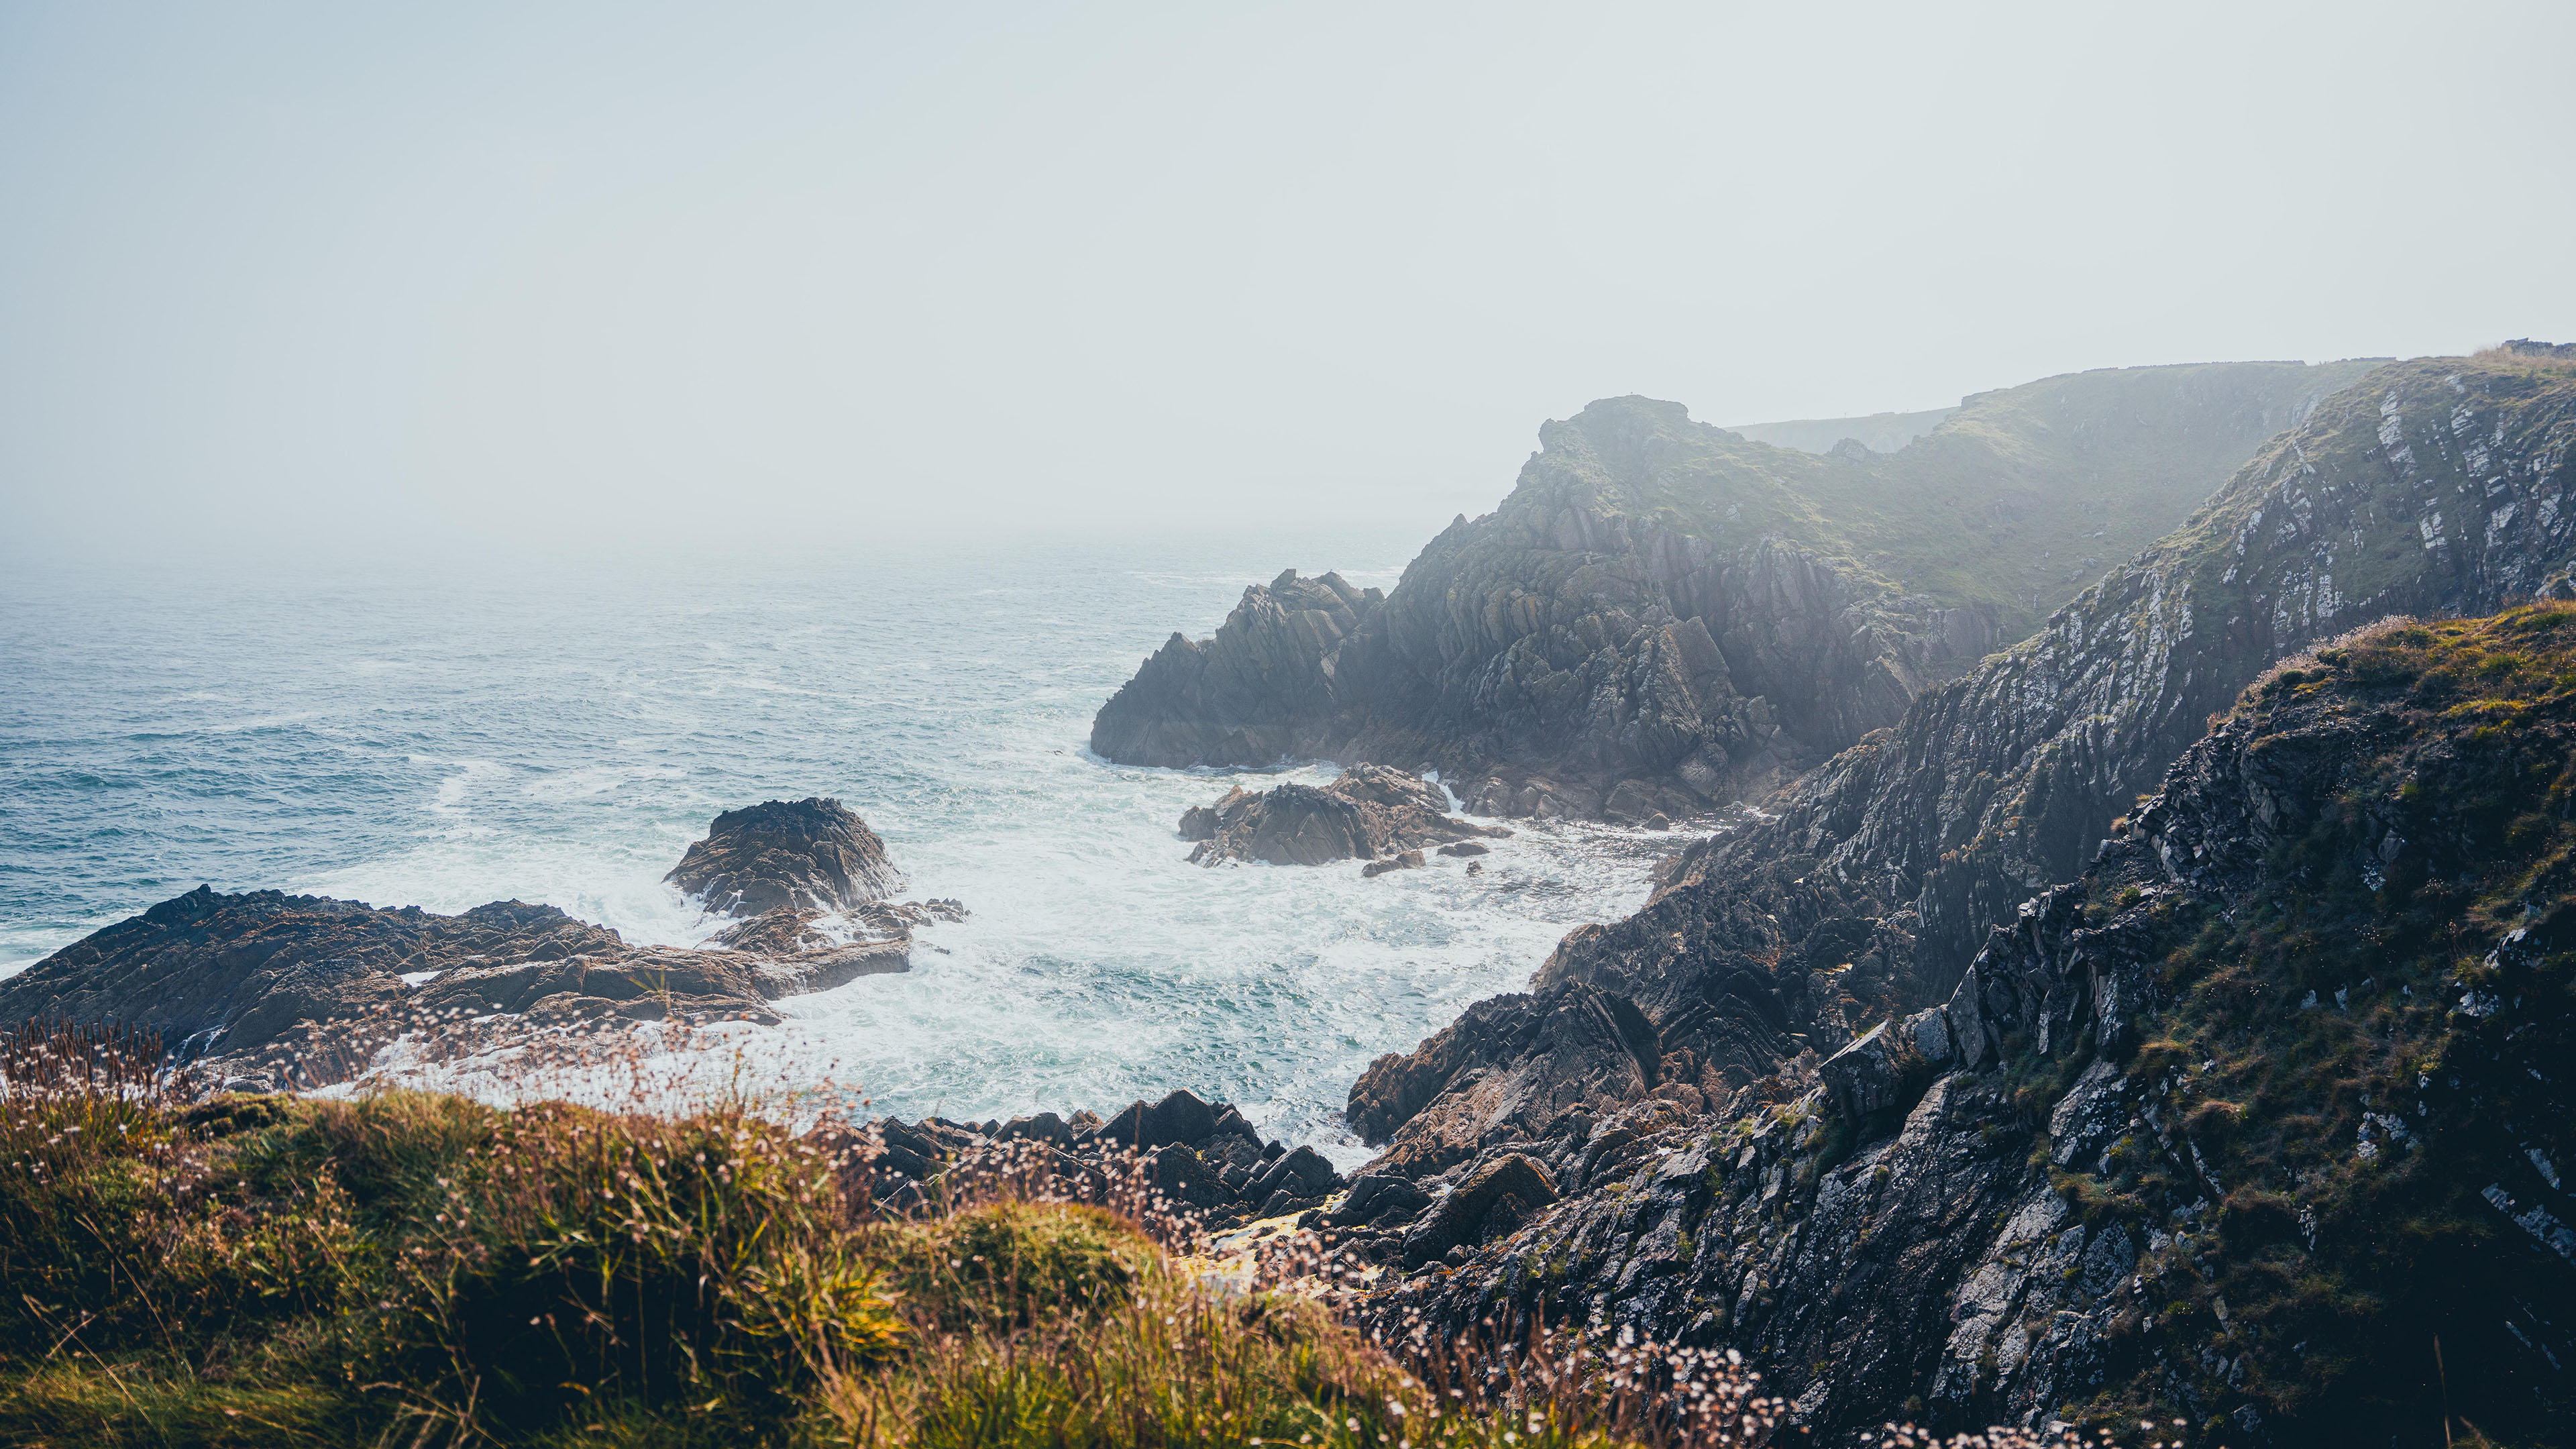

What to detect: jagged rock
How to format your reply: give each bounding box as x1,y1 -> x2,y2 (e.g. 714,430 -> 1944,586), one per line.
1099,364 -> 2380,818
0,887 -> 625,1067
665,797 -> 905,916
1525,352 -> 2576,1042
1183,763 -> 1507,866
875,1091 -> 1340,1230
1093,569 -> 1381,768
1817,1018 -> 1929,1124
1401,1152 -> 1558,1266
1362,849 -> 1425,878
1351,597 -> 2576,1444
1348,981 -> 1662,1177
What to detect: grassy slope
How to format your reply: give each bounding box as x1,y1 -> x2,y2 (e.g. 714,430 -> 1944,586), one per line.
1552,358 -> 2384,641
0,1073 -> 1763,1449
2045,606 -> 2576,1444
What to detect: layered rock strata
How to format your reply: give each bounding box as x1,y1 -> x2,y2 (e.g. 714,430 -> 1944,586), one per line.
1098,360 -> 2382,819
1529,352 -> 2576,1034
1340,603 -> 2576,1444
1181,763 -> 1510,866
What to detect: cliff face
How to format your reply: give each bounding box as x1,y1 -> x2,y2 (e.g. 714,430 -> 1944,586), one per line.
1536,352 -> 2576,1028
1354,604 -> 2576,1445
1095,360 -> 2380,819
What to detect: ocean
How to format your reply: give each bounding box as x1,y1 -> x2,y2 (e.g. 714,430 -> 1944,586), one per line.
0,533 -> 1667,1163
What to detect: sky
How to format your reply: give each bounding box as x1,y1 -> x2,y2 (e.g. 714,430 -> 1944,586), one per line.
3,1 -> 2573,566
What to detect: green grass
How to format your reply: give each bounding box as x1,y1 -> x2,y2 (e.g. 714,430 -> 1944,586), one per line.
0,1028 -> 1791,1448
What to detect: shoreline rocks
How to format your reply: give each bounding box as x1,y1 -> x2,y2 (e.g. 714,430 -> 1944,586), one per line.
1182,763 -> 1510,866
871,1087 -> 1352,1230
0,796 -> 958,1092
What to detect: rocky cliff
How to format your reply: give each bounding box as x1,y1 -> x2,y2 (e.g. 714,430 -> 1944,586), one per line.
1343,601 -> 2576,1445
1538,350 -> 2576,1024
1096,360 -> 2381,820
1350,350 -> 2576,1205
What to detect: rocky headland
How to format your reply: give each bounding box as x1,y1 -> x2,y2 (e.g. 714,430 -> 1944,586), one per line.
1305,347 -> 2576,1442
1095,360 -> 2382,821
1346,601 -> 2576,1444
0,797 -> 955,1091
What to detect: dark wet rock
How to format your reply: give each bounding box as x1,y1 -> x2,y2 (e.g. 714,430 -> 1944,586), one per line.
707,906 -> 834,955
1436,841 -> 1489,857
1361,849 -> 1426,878
0,861 -> 932,1088
665,797 -> 905,916
1331,1173 -> 1433,1229
0,886 -> 623,1067
997,1112 -> 1073,1148
871,1092 -> 1343,1230
1348,594 -> 2576,1444
1346,981 -> 1663,1179
1401,1152 -> 1558,1266
1817,1018 -> 1931,1126
1184,764 -> 1508,866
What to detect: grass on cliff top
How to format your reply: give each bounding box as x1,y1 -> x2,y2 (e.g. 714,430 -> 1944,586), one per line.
0,1023 -> 1801,1449
2039,604 -> 2576,1446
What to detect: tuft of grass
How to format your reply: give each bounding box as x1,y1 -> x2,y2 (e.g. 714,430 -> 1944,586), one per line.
0,1022 -> 1821,1448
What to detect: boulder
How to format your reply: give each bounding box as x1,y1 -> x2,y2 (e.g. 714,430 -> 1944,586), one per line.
1185,764 -> 1509,867
1401,1153 -> 1558,1266
665,798 -> 906,916
1818,1018 -> 1931,1124
1362,849 -> 1426,878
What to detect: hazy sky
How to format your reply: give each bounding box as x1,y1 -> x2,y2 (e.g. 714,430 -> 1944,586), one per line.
5,1 -> 2573,564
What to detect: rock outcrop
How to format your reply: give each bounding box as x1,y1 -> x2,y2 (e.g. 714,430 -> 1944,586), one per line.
1525,352 -> 2576,1042
0,885 -> 914,1091
1182,763 -> 1509,866
1092,570 -> 1381,769
665,798 -> 905,916
1,797 -> 953,1091
1098,360 -> 2383,818
871,1087 -> 1350,1230
1338,600 -> 2576,1445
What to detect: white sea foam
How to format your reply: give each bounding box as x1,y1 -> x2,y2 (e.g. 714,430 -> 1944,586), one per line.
0,535 -> 1668,1155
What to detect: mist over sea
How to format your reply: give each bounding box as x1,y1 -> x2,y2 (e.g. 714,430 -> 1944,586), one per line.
0,534 -> 1667,1161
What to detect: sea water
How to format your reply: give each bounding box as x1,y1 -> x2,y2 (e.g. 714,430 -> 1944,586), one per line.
0,534 -> 1666,1163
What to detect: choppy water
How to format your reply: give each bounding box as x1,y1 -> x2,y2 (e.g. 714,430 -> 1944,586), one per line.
0,535 -> 1667,1161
